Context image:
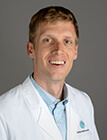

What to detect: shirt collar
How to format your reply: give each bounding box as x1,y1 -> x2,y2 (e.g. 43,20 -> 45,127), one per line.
30,74 -> 68,107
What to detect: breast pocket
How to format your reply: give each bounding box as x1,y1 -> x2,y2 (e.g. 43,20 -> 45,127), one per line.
76,130 -> 91,140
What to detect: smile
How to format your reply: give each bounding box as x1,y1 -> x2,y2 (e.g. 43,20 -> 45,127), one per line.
49,61 -> 65,65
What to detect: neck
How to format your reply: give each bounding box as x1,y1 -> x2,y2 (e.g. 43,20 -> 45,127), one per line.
33,74 -> 64,100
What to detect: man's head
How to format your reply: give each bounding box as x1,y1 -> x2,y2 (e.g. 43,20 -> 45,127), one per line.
27,6 -> 79,84
29,6 -> 79,46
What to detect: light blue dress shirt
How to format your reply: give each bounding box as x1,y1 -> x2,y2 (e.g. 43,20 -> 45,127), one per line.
30,75 -> 68,140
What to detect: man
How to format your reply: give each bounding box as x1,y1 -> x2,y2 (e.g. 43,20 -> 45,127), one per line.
0,6 -> 99,140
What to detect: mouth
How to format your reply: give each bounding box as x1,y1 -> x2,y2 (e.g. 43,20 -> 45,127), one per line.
49,60 -> 65,65
49,60 -> 66,68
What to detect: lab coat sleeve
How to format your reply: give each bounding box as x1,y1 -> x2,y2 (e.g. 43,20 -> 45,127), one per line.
0,113 -> 8,140
91,102 -> 100,140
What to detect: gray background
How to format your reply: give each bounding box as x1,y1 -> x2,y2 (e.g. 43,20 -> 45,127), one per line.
0,0 -> 107,139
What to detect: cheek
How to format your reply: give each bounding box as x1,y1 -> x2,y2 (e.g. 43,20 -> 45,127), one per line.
67,50 -> 76,60
36,48 -> 49,65
69,47 -> 78,60
40,46 -> 51,56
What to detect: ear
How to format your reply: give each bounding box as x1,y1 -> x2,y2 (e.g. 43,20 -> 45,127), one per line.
73,44 -> 78,60
27,42 -> 35,59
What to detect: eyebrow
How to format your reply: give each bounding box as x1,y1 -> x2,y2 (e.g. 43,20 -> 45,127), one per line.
63,36 -> 74,39
41,34 -> 74,39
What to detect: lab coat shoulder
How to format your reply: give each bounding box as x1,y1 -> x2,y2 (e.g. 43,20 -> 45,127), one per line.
66,83 -> 93,110
0,85 -> 22,112
0,85 -> 22,139
0,77 -> 40,121
0,76 -> 37,112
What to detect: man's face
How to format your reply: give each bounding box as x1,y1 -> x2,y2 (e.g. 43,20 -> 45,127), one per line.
27,21 -> 78,83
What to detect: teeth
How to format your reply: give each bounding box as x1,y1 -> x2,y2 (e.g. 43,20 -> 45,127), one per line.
50,61 -> 64,64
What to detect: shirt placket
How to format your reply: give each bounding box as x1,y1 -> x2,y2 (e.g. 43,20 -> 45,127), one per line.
53,102 -> 67,140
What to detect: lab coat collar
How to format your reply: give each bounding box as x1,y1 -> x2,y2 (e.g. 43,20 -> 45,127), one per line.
21,76 -> 62,140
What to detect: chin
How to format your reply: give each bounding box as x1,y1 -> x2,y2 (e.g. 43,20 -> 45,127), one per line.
49,75 -> 65,82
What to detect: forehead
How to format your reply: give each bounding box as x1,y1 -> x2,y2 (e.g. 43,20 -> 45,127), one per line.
37,21 -> 76,39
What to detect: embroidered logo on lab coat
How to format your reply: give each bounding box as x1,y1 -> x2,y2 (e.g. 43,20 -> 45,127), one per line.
77,120 -> 89,134
80,121 -> 85,129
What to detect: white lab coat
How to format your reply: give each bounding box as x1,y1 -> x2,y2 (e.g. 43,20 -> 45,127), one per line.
0,76 -> 99,140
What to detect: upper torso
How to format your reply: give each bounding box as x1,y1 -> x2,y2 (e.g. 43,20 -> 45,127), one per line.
0,76 -> 99,140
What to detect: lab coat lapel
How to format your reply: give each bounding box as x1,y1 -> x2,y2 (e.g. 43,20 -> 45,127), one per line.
66,85 -> 80,140
22,77 -> 62,140
37,104 -> 62,140
66,103 -> 80,140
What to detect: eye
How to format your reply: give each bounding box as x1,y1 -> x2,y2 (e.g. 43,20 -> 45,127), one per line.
65,40 -> 71,44
44,38 -> 51,42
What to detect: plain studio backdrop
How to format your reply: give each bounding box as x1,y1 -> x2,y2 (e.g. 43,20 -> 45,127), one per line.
0,0 -> 107,139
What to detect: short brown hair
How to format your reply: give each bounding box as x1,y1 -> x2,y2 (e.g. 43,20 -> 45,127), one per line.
29,6 -> 79,45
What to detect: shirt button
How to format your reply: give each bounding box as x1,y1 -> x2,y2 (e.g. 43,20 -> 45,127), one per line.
58,121 -> 61,124
54,101 -> 57,104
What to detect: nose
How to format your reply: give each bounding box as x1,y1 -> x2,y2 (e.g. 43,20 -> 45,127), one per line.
52,42 -> 64,55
